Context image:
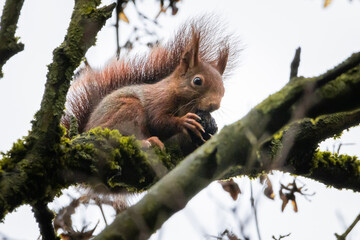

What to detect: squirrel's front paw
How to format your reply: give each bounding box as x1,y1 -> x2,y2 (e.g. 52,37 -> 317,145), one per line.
180,113 -> 206,142
141,136 -> 165,151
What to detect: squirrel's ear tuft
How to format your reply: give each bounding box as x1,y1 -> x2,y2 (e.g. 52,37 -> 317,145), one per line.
180,28 -> 200,72
215,46 -> 229,75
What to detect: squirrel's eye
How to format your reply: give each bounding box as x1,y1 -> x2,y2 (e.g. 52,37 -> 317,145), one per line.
193,77 -> 202,86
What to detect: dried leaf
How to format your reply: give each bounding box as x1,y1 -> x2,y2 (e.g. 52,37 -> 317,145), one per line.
279,179 -> 307,212
219,179 -> 241,201
171,5 -> 178,15
54,198 -> 82,232
119,12 -> 129,23
264,186 -> 275,200
324,0 -> 333,7
261,174 -> 275,200
291,199 -> 298,212
60,234 -> 71,240
160,7 -> 167,13
221,229 -> 240,240
279,190 -> 288,212
60,222 -> 99,240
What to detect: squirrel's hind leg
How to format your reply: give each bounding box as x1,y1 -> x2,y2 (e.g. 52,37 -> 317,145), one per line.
87,96 -> 147,137
88,95 -> 165,150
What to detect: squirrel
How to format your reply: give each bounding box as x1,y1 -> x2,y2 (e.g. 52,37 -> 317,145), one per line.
62,17 -> 237,151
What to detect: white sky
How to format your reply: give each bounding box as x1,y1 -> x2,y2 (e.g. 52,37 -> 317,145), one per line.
1,0 -> 360,239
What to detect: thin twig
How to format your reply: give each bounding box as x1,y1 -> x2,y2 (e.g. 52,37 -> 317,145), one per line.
289,47 -> 301,80
272,233 -> 291,240
250,181 -> 262,240
115,0 -> 129,58
97,203 -> 108,226
335,213 -> 360,240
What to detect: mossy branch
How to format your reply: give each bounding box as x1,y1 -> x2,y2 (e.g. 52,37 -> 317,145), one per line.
32,202 -> 57,240
0,128 -> 177,221
0,0 -> 115,237
29,0 -> 115,149
0,0 -> 25,78
94,53 -> 360,240
259,109 -> 360,191
275,108 -> 360,174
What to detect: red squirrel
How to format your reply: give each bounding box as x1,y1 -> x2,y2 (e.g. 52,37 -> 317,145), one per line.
62,19 -> 237,149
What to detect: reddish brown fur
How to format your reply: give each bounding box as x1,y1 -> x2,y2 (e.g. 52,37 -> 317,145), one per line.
62,16 -> 238,140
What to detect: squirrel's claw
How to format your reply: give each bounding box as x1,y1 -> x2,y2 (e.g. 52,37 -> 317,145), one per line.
184,118 -> 205,133
181,113 -> 206,143
185,112 -> 202,121
141,136 -> 165,151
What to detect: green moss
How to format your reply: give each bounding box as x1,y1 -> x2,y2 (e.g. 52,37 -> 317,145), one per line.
58,128 -> 180,194
0,137 -> 29,172
309,150 -> 360,191
69,115 -> 79,138
255,77 -> 309,114
0,0 -> 117,221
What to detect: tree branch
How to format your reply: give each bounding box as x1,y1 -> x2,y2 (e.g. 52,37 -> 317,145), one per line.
30,0 -> 116,148
335,212 -> 360,240
0,0 -> 116,224
0,128 -> 176,221
290,47 -> 301,80
32,202 -> 57,240
94,53 -> 360,239
0,0 -> 25,78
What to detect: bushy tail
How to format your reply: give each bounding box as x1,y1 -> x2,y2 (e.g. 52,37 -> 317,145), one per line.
61,16 -> 239,133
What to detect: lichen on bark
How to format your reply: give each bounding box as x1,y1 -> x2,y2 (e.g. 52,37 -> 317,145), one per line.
0,0 -> 25,78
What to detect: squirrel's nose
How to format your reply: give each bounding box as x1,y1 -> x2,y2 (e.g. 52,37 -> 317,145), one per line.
208,102 -> 220,112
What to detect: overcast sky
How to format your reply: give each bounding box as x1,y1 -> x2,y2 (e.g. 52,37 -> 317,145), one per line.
1,0 -> 360,239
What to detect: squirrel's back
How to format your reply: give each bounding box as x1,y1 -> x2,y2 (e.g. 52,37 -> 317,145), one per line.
62,16 -> 238,133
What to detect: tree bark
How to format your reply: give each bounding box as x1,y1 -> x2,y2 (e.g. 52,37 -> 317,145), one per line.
0,0 -> 25,78
93,53 -> 360,239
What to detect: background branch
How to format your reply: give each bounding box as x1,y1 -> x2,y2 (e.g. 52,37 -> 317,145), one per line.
290,47 -> 301,80
335,213 -> 360,240
0,0 -> 115,223
0,0 -> 25,78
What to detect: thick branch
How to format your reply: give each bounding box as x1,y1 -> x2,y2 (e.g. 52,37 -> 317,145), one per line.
0,128 -> 176,220
249,52 -> 360,137
0,0 -> 25,78
0,0 -> 116,223
94,54 -> 360,240
257,108 -> 360,191
274,108 -> 360,175
29,0 -> 116,151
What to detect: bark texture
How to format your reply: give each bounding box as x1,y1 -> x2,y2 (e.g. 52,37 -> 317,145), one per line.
0,0 -> 25,78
